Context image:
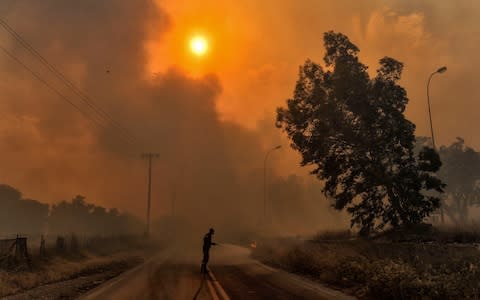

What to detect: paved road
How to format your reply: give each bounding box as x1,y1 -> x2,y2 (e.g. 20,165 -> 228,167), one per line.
79,248 -> 212,300
80,243 -> 355,300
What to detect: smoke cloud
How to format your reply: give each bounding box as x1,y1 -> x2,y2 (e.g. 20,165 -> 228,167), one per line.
1,0 -> 475,235
0,0 -> 339,236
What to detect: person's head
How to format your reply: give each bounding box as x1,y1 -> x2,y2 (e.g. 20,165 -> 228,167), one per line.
209,228 -> 215,235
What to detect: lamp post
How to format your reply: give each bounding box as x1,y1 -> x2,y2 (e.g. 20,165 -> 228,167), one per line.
263,145 -> 282,220
426,66 -> 447,224
426,66 -> 447,149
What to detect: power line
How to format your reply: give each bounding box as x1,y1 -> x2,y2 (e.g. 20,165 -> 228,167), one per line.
0,17 -> 141,145
0,44 -> 135,146
0,0 -> 15,18
0,17 -> 139,143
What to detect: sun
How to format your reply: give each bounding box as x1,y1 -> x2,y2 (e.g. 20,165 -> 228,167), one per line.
190,35 -> 208,56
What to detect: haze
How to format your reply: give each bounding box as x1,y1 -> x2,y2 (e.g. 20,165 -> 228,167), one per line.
0,0 -> 478,234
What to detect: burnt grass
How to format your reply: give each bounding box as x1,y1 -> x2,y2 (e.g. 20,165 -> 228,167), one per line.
252,228 -> 480,299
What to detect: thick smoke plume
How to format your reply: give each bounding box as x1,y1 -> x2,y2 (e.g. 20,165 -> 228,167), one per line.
0,0 -> 339,236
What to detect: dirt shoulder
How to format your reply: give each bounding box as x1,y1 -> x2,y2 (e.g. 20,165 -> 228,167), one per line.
0,252 -> 143,300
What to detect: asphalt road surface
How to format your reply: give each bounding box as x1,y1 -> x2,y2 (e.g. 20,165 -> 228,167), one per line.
80,243 -> 355,300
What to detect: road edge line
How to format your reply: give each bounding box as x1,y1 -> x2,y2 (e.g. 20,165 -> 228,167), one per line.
254,261 -> 356,299
79,255 -> 158,299
79,250 -> 172,300
207,267 -> 231,300
205,278 -> 220,300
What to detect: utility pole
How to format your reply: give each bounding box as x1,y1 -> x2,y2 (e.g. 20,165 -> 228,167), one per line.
171,182 -> 176,218
171,167 -> 183,219
142,153 -> 159,238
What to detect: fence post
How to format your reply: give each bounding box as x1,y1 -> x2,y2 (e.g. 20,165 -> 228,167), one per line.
40,235 -> 46,258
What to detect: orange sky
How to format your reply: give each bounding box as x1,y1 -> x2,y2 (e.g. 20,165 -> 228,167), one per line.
150,0 -> 480,149
0,0 -> 478,221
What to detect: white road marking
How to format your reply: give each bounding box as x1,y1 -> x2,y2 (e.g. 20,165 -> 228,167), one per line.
255,261 -> 356,299
79,254 -> 164,300
207,267 -> 231,300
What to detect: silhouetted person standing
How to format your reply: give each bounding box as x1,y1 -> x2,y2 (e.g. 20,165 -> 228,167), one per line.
201,228 -> 217,274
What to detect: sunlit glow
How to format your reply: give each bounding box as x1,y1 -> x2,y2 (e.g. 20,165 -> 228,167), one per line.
190,36 -> 208,56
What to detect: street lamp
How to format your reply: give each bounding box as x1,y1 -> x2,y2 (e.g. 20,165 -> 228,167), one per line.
426,66 -> 447,149
263,145 -> 282,219
426,66 -> 447,224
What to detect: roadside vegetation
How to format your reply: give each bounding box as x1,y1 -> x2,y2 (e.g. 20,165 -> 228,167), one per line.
0,183 -> 151,298
0,250 -> 141,297
253,227 -> 480,299
0,235 -> 150,298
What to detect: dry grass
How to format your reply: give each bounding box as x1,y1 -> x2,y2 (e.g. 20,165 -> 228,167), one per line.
312,230 -> 353,241
0,236 -> 150,297
253,231 -> 480,299
0,251 -> 142,297
373,224 -> 480,244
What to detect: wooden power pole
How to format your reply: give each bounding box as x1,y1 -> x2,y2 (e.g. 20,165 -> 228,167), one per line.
142,153 -> 159,237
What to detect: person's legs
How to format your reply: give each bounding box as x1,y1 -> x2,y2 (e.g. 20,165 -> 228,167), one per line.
201,251 -> 209,274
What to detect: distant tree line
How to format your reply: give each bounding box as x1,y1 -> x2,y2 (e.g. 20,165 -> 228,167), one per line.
0,184 -> 142,236
436,138 -> 479,223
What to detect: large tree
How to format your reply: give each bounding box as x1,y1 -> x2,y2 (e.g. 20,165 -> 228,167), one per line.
276,31 -> 444,234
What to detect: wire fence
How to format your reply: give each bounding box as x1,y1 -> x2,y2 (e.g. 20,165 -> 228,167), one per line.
0,236 -> 30,268
0,234 -> 144,270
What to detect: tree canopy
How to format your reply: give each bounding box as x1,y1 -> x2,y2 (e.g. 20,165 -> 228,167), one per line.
276,31 -> 444,234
